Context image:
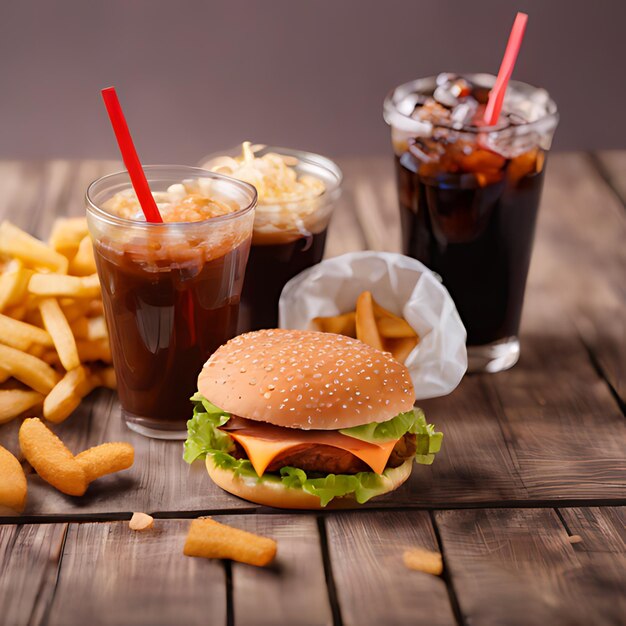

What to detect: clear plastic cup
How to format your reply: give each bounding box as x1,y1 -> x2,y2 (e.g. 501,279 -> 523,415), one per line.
384,74 -> 558,373
200,146 -> 343,332
86,165 -> 256,438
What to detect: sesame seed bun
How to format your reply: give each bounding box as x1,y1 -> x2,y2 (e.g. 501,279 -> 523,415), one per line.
205,454 -> 414,510
198,329 -> 415,429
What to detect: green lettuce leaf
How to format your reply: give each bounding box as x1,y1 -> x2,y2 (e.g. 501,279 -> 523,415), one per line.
183,395 -> 233,463
183,394 -> 443,506
339,409 -> 421,442
339,408 -> 443,465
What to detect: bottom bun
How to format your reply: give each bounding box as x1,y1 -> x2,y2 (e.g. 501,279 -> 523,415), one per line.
205,456 -> 414,510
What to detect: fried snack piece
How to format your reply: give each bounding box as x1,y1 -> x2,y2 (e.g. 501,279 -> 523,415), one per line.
75,442 -> 134,482
92,366 -> 116,390
0,221 -> 68,273
43,366 -> 94,424
0,260 -> 32,312
19,417 -> 88,496
361,292 -> 418,363
68,236 -> 97,276
403,547 -> 443,576
0,389 -> 44,424
0,313 -> 53,351
355,291 -> 384,351
0,445 -> 28,513
129,512 -> 154,531
184,517 -> 277,567
38,298 -> 80,371
0,344 -> 59,394
49,217 -> 89,259
313,312 -> 356,337
76,339 -> 112,363
384,336 -> 418,364
87,316 -> 108,341
376,316 -> 417,339
29,273 -> 101,299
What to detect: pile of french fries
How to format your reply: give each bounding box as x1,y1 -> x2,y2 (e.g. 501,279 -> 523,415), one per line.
314,291 -> 420,364
0,218 -> 115,426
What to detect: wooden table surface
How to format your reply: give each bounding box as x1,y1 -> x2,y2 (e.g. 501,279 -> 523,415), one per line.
0,153 -> 624,626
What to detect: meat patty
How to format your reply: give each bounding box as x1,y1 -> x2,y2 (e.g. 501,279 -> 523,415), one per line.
230,433 -> 417,475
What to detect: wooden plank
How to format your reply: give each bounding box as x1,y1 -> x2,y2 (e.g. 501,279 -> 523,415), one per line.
0,522 -> 66,625
481,336 -> 626,501
221,514 -> 333,626
46,519 -> 227,626
558,506 -> 625,554
530,152 -> 626,402
326,511 -> 456,626
436,507 -> 626,626
594,149 -> 626,205
382,375 -> 528,507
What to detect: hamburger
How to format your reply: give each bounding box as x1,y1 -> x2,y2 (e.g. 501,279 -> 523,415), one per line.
184,329 -> 442,509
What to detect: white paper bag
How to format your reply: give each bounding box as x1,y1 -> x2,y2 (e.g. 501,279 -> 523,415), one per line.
279,251 -> 467,399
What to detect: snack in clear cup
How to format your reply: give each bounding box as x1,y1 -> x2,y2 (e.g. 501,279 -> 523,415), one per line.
201,143 -> 342,332
86,166 -> 256,439
384,74 -> 558,373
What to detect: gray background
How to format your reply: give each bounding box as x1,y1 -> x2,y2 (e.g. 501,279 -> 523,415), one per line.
1,0 -> 624,162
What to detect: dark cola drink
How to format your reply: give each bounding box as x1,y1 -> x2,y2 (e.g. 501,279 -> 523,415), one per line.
87,167 -> 256,438
201,145 -> 342,332
385,74 -> 558,372
239,229 -> 328,332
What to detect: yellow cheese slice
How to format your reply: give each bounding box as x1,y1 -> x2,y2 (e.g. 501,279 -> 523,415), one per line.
221,420 -> 398,476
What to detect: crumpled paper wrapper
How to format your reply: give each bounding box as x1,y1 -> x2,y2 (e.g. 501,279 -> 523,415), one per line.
279,251 -> 467,399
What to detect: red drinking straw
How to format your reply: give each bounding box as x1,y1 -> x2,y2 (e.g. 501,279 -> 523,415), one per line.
483,12 -> 528,126
101,87 -> 163,223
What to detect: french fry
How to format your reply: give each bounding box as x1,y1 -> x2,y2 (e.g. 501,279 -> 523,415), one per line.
59,299 -> 92,323
0,445 -> 28,513
86,300 -> 104,317
403,547 -> 443,576
385,336 -> 418,364
75,442 -> 134,482
376,316 -> 417,339
92,366 -> 116,390
68,235 -> 97,276
0,260 -> 33,312
87,316 -> 108,341
355,291 -> 384,351
29,273 -> 100,299
19,418 -> 88,496
184,517 -> 277,567
69,317 -> 89,339
28,343 -> 47,359
0,221 -> 68,273
313,312 -> 357,337
0,365 -> 11,384
43,366 -> 94,424
0,344 -> 59,394
0,389 -> 44,424
49,217 -> 89,258
0,313 -> 53,351
4,303 -> 28,321
76,338 -> 112,363
38,298 -> 80,371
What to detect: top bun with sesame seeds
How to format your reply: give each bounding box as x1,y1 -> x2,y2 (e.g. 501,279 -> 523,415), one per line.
197,329 -> 415,429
